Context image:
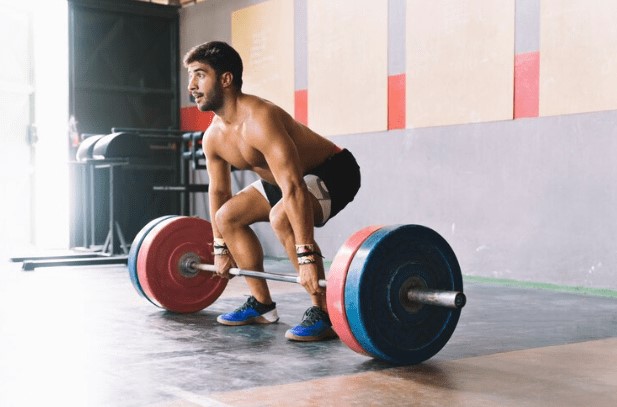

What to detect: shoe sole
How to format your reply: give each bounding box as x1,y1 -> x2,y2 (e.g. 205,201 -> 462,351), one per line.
217,309 -> 279,326
285,328 -> 338,342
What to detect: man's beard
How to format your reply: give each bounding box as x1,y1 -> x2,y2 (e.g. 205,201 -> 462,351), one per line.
198,82 -> 224,112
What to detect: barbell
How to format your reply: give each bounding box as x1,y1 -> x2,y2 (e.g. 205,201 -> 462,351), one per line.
128,215 -> 466,365
186,261 -> 465,310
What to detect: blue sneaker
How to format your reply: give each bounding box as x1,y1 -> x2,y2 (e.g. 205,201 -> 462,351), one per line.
285,306 -> 338,342
217,296 -> 279,326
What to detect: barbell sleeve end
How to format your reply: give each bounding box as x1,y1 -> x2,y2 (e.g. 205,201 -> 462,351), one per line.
407,289 -> 467,309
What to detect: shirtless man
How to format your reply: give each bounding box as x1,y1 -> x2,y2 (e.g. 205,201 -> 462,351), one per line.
184,41 -> 361,341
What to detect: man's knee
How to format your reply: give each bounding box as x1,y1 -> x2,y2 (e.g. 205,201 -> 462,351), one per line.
215,189 -> 272,235
269,206 -> 291,236
215,202 -> 243,232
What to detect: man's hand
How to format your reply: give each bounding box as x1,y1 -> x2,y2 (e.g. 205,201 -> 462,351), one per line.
299,263 -> 324,296
214,253 -> 236,279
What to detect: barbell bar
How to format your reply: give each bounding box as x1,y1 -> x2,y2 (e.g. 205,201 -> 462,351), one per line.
186,262 -> 466,309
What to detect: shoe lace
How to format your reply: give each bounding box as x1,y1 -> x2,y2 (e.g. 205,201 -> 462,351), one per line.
235,296 -> 258,312
301,307 -> 323,326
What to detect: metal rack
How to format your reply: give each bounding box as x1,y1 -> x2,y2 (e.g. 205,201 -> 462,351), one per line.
11,128 -> 206,270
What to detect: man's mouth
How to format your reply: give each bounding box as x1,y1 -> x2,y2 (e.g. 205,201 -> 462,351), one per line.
193,93 -> 203,102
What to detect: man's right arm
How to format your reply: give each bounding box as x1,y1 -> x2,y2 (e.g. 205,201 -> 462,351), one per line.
204,133 -> 232,239
204,133 -> 236,278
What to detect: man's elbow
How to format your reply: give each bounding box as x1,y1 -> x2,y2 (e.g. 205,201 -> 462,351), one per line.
209,187 -> 232,202
282,181 -> 309,202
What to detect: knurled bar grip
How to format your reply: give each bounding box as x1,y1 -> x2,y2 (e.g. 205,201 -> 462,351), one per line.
193,263 -> 319,286
191,262 -> 466,309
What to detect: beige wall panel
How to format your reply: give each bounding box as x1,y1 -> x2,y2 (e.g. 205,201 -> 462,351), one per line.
406,0 -> 514,128
307,0 -> 388,136
231,0 -> 294,115
540,1 -> 617,116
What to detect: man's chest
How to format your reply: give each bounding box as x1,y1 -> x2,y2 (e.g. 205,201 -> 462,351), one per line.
218,137 -> 267,171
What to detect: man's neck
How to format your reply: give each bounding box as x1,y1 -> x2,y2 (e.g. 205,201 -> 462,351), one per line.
215,92 -> 242,125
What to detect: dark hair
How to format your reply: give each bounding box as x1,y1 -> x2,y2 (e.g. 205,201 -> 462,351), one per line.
183,41 -> 243,90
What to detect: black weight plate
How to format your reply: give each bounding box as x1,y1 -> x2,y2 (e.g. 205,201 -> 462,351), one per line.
345,224 -> 463,364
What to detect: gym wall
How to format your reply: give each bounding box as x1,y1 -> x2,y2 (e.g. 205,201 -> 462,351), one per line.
178,0 -> 617,290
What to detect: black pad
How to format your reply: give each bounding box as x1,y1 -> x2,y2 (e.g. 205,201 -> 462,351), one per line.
76,135 -> 104,162
92,132 -> 150,160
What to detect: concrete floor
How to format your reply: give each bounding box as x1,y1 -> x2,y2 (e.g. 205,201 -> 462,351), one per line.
1,258 -> 616,406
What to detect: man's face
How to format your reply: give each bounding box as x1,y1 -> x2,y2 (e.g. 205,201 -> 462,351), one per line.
187,61 -> 224,112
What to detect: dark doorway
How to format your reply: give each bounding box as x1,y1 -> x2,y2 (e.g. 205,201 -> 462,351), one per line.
68,0 -> 181,251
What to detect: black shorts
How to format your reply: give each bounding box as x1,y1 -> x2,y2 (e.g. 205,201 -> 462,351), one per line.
252,149 -> 361,226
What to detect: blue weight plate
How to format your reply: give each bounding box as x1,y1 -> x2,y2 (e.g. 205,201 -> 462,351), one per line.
345,224 -> 463,365
128,215 -> 177,304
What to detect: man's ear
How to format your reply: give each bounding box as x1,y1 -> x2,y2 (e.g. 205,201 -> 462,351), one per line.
220,72 -> 233,88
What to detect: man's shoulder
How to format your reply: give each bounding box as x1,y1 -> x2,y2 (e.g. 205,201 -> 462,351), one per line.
242,94 -> 282,117
204,116 -> 224,137
202,117 -> 225,152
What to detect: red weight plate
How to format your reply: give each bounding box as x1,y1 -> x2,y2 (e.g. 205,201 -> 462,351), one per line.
326,225 -> 383,356
137,216 -> 228,313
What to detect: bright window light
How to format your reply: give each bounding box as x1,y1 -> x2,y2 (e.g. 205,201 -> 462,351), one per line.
0,0 -> 69,258
32,0 -> 69,250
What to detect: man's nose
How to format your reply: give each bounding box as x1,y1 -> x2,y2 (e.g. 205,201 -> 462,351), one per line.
187,77 -> 196,92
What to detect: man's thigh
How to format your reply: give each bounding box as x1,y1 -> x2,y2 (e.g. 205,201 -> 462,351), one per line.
223,184 -> 271,225
270,192 -> 324,227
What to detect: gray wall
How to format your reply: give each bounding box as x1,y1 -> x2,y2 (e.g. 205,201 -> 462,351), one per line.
179,0 -> 617,290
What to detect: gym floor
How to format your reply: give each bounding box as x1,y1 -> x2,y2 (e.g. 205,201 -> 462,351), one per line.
1,258 -> 616,407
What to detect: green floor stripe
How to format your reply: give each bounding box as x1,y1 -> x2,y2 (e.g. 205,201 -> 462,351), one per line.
464,275 -> 617,299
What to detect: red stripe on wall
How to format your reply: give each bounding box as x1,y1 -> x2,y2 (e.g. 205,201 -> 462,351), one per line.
180,106 -> 215,131
388,74 -> 406,129
514,51 -> 540,119
295,89 -> 308,125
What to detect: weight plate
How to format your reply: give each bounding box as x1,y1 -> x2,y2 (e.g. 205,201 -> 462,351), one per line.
345,225 -> 463,364
327,225 -> 383,356
137,216 -> 228,313
128,215 -> 178,305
